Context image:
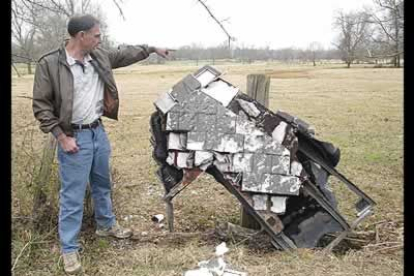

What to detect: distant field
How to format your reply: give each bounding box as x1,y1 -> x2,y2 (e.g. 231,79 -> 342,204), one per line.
12,61 -> 403,275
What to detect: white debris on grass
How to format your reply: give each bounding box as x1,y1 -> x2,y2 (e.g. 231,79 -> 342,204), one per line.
123,215 -> 134,221
215,242 -> 229,256
183,242 -> 248,276
151,214 -> 165,223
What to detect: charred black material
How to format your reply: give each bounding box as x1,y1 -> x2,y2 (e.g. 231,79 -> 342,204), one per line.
150,111 -> 183,192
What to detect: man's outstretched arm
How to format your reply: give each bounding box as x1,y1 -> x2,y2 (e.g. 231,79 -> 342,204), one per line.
106,44 -> 173,69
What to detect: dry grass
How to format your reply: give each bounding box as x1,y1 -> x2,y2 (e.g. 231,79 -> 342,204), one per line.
12,61 -> 403,275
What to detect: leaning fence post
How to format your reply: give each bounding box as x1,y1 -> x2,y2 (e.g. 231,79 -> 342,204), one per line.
240,74 -> 271,229
32,134 -> 58,232
246,74 -> 270,107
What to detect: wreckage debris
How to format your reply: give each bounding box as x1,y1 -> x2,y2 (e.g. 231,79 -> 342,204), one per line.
150,65 -> 376,250
184,242 -> 247,276
151,214 -> 165,223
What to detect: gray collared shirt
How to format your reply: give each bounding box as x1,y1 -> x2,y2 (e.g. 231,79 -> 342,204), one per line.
66,50 -> 104,124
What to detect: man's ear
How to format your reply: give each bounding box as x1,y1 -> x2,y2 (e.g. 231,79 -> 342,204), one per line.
79,31 -> 85,40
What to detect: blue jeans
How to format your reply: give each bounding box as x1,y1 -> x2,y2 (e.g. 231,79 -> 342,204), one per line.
57,124 -> 115,253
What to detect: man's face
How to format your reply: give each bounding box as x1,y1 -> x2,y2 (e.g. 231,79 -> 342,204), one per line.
80,24 -> 101,52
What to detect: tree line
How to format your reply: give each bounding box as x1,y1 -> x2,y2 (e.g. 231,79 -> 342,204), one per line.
11,0 -> 118,74
12,0 -> 403,74
169,44 -> 342,64
333,0 -> 403,68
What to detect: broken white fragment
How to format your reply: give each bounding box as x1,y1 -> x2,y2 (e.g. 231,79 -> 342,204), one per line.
196,69 -> 218,87
195,151 -> 214,167
201,257 -> 226,276
237,99 -> 261,118
151,214 -> 165,223
290,160 -> 303,176
202,80 -> 239,107
187,141 -> 205,151
123,215 -> 133,221
252,194 -> 268,211
270,196 -> 288,214
184,242 -> 248,276
168,133 -> 187,150
215,242 -> 229,256
153,89 -> 176,114
272,121 -> 288,144
166,152 -> 194,169
166,152 -> 174,166
199,162 -> 212,171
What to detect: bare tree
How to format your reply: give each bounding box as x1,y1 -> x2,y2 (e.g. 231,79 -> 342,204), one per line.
22,0 -> 95,17
12,0 -> 124,66
333,10 -> 370,68
366,0 -> 404,67
195,0 -> 235,58
11,0 -> 45,74
306,42 -> 324,66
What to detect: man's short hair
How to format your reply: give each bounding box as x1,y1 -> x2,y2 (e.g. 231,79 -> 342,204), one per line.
67,14 -> 100,37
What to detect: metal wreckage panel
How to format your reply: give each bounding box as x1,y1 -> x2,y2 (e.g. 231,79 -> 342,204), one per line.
150,65 -> 376,250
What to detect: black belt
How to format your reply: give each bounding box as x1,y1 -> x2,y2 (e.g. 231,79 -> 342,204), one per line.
71,118 -> 101,130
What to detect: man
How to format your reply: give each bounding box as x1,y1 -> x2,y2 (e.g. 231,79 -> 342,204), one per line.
32,14 -> 170,274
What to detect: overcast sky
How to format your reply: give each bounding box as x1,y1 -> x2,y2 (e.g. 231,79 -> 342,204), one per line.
102,0 -> 374,50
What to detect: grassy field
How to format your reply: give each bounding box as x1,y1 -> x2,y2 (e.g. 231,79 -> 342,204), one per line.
11,61 -> 403,275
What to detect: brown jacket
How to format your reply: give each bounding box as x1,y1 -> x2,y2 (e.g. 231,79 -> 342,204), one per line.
32,42 -> 154,137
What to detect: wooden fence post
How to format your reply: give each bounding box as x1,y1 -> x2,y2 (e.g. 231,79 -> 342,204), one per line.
32,134 -> 58,232
246,74 -> 270,107
240,74 -> 270,229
